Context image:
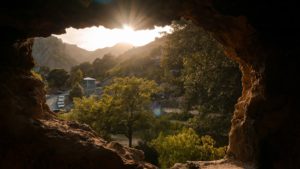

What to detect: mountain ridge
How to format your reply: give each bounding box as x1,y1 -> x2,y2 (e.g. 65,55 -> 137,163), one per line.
32,36 -> 134,70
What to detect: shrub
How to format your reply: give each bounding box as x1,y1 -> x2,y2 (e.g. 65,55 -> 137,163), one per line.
151,128 -> 226,168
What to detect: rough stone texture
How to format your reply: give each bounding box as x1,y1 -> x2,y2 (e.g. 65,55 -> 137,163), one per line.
1,117 -> 158,169
171,159 -> 253,169
1,0 -> 300,169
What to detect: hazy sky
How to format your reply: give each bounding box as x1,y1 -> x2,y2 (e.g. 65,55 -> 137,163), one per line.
53,25 -> 171,51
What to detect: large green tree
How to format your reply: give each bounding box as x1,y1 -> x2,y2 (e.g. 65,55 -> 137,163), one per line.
46,69 -> 69,89
102,76 -> 159,147
161,19 -> 241,113
65,76 -> 159,147
161,20 -> 242,146
69,83 -> 84,101
68,69 -> 83,87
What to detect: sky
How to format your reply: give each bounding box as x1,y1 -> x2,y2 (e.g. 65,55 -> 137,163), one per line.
53,25 -> 172,51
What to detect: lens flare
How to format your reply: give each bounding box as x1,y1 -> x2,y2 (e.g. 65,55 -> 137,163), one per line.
151,102 -> 162,117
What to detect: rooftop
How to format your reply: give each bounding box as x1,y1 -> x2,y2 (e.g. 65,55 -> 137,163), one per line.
83,77 -> 96,81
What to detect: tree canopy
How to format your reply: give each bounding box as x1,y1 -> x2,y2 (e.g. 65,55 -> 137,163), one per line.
69,83 -> 84,101
101,76 -> 159,147
65,76 -> 159,147
46,69 -> 69,89
68,69 -> 83,87
161,20 -> 241,113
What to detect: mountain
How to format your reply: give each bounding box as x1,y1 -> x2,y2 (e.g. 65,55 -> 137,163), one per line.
32,36 -> 133,70
117,37 -> 166,63
107,37 -> 167,81
88,43 -> 134,62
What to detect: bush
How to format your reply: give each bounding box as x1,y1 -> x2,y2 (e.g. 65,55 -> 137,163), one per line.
69,83 -> 84,101
151,128 -> 226,168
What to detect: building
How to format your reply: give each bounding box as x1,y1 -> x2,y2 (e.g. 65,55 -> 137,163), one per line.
83,77 -> 96,89
83,77 -> 97,95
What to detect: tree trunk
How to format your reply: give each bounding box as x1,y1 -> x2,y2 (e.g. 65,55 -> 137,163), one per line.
128,125 -> 132,147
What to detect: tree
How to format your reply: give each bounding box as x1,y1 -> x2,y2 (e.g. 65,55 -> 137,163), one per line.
160,20 -> 242,146
64,77 -> 160,146
151,128 -> 226,168
71,62 -> 94,77
161,19 -> 241,113
102,76 -> 159,147
69,83 -> 84,101
92,54 -> 116,80
68,69 -> 83,87
188,114 -> 231,146
46,69 -> 69,89
63,96 -> 112,140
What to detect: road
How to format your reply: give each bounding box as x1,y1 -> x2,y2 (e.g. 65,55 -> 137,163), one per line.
46,91 -> 69,111
46,94 -> 58,111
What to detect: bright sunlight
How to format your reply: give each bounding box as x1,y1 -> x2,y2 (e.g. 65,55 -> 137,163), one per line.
53,25 -> 172,51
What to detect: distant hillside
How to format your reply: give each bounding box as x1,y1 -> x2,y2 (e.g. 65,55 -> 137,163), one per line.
32,36 -> 133,70
117,37 -> 166,63
88,43 -> 134,62
107,37 -> 167,81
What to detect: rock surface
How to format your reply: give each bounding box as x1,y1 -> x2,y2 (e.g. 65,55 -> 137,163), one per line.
171,159 -> 253,169
1,116 -> 158,169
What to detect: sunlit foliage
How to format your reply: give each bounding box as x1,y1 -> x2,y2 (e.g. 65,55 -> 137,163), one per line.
151,128 -> 226,168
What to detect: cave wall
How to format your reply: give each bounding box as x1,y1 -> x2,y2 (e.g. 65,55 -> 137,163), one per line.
1,0 -> 300,169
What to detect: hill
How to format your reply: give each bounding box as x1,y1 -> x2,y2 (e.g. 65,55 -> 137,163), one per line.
107,37 -> 166,81
32,36 -> 133,70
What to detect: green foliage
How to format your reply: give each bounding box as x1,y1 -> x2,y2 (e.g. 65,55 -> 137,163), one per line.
71,62 -> 94,77
102,76 -> 159,147
46,69 -> 69,89
93,54 -> 117,80
161,19 -> 242,114
182,51 -> 241,114
159,19 -> 242,147
107,47 -> 163,82
151,128 -> 226,168
66,77 -> 160,146
68,69 -> 83,87
66,96 -> 112,140
188,114 -> 231,146
162,111 -> 194,121
69,83 -> 84,101
70,54 -> 117,81
139,115 -> 185,142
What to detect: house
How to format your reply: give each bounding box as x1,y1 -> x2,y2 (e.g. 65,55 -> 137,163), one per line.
83,77 -> 96,89
83,77 -> 97,95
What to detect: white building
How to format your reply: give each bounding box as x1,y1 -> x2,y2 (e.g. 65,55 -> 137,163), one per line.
83,77 -> 97,95
83,77 -> 96,89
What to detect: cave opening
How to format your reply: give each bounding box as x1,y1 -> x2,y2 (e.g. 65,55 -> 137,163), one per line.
30,19 -> 243,168
1,1 -> 300,169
